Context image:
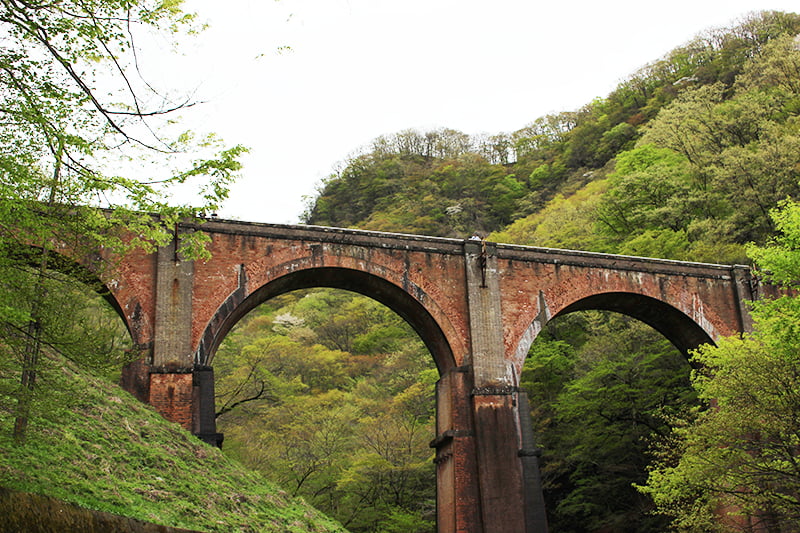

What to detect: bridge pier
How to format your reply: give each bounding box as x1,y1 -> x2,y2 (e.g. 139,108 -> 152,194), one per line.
471,390 -> 527,533
122,233 -> 223,446
432,367 -> 483,532
121,360 -> 223,447
432,366 -> 546,533
457,240 -> 545,533
192,366 -> 224,447
519,392 -> 549,533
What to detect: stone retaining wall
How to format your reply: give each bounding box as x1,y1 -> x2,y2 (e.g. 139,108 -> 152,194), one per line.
0,487 -> 201,533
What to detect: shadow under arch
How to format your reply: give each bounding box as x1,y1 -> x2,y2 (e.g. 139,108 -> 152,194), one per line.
197,266 -> 456,374
525,293 -> 706,532
555,291 -> 715,357
6,244 -> 135,344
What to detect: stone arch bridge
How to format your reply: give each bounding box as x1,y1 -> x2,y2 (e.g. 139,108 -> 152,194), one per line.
98,218 -> 760,533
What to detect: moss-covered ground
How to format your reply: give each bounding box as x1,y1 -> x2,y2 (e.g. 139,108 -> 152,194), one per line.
0,363 -> 347,533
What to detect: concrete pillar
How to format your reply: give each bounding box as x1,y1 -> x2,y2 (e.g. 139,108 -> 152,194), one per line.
149,229 -> 196,431
463,240 -> 527,533
518,392 -> 549,533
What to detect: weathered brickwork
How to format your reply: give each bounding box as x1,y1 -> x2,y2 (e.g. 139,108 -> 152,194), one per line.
91,218 -> 759,533
189,225 -> 471,373
148,372 -> 193,431
491,245 -> 754,376
102,246 -> 158,350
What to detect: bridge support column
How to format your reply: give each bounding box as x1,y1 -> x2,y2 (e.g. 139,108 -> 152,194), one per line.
152,227 -> 194,369
192,366 -> 224,447
731,265 -> 756,333
519,392 -> 549,533
432,367 -> 482,533
147,230 -> 196,430
137,230 -> 221,446
462,240 -> 532,533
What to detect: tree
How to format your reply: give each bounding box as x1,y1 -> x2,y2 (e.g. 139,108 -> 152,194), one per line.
597,144 -> 694,239
522,313 -> 695,532
214,289 -> 437,532
640,201 -> 800,531
0,0 -> 245,444
0,270 -> 133,435
488,179 -> 612,252
634,33 -> 800,246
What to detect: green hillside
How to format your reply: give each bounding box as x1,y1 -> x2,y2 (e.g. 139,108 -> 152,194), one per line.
305,11 -> 800,265
0,357 -> 346,533
288,10 -> 800,532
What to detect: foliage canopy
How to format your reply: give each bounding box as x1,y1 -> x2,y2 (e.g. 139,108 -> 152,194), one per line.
641,201 -> 800,531
0,0 -> 245,443
215,290 -> 437,533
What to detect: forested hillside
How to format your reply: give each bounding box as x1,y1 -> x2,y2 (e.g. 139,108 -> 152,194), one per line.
216,11 -> 800,532
216,291 -> 436,532
305,11 -> 800,264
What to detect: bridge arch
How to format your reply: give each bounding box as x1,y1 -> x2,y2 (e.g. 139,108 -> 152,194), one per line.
514,291 -> 716,365
7,244 -> 143,346
555,291 -> 716,356
197,266 -> 457,374
520,292 -> 708,532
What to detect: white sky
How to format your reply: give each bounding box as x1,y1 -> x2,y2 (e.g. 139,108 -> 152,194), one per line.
147,0 -> 800,224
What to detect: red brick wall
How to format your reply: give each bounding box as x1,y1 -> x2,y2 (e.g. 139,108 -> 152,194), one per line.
191,230 -> 473,370
111,221 -> 750,383
148,373 -> 193,430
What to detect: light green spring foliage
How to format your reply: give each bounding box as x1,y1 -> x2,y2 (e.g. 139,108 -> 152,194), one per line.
521,313 -> 696,533
489,24 -> 800,266
0,273 -> 350,531
0,0 -> 246,444
747,200 -> 800,284
0,270 -> 133,378
0,0 -> 246,252
640,201 -> 800,531
615,34 -> 800,259
632,39 -> 800,507
214,289 -> 437,533
497,35 -> 800,263
488,179 -> 612,251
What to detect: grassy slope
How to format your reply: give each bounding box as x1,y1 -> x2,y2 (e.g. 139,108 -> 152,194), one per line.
0,364 -> 347,533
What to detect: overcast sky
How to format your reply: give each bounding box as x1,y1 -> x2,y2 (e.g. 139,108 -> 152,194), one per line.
150,0 -> 800,224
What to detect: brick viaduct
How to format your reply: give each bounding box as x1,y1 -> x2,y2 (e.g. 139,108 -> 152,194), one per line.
93,218 -> 759,533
